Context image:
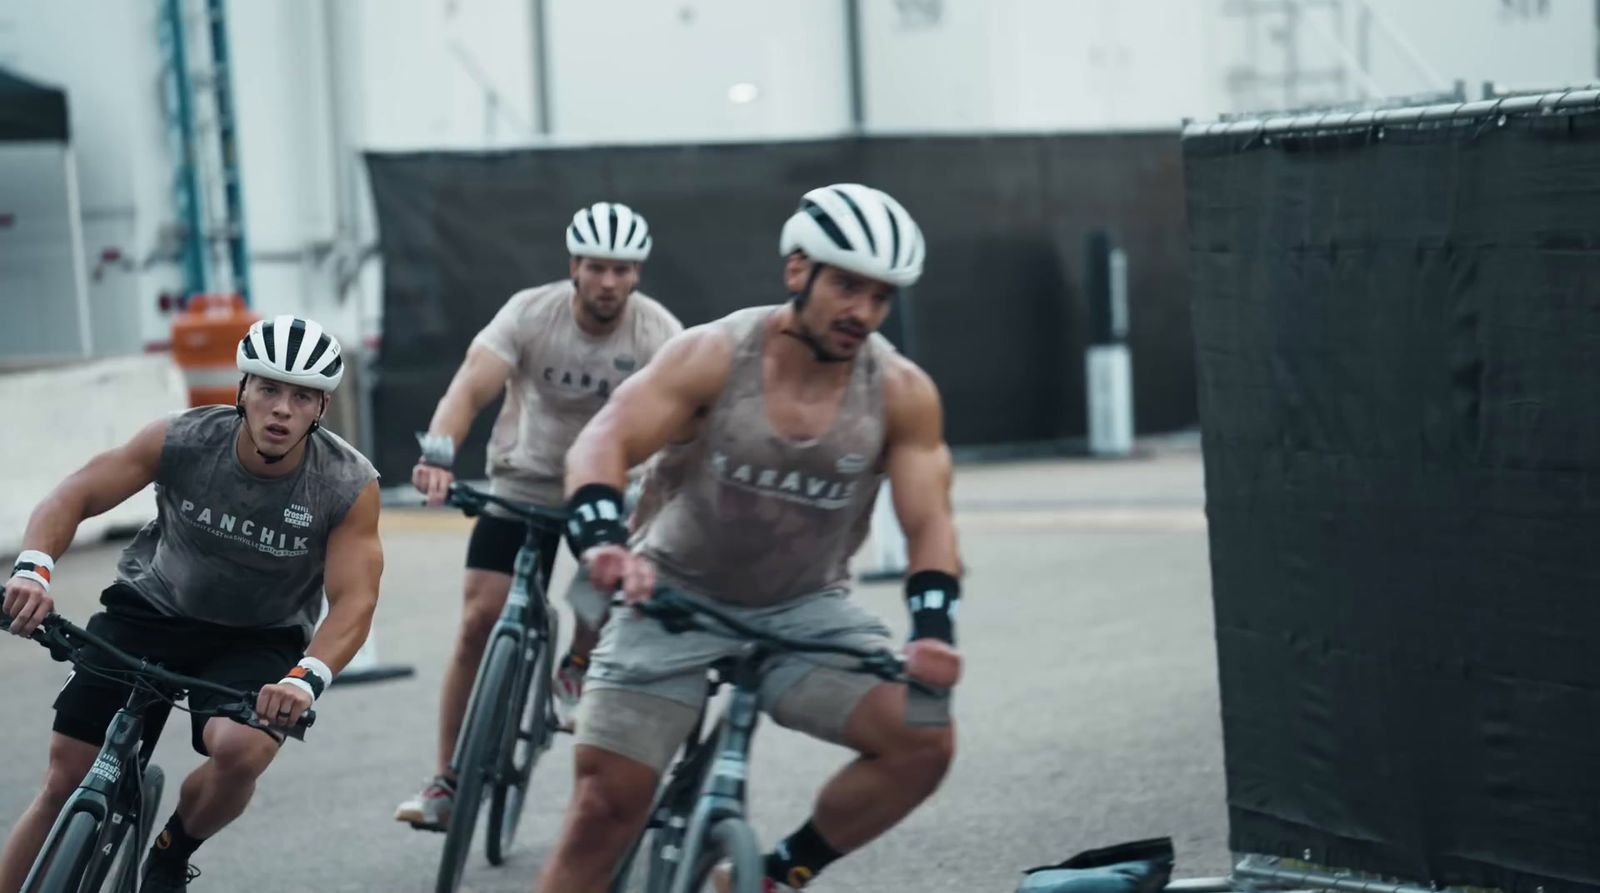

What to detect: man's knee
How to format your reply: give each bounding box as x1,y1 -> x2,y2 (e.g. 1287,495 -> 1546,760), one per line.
842,684 -> 957,770
204,723 -> 278,780
563,747 -> 658,846
459,572 -> 511,646
888,723 -> 956,781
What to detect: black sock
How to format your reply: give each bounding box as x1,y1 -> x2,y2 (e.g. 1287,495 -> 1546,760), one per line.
562,651 -> 588,670
764,819 -> 843,888
149,813 -> 205,864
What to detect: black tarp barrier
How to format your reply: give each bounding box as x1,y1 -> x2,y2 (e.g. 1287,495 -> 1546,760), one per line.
1185,93 -> 1600,893
365,132 -> 1193,484
0,67 -> 68,142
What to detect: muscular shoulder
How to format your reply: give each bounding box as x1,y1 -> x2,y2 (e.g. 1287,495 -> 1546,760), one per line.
162,405 -> 238,453
633,322 -> 739,409
882,350 -> 939,408
310,426 -> 380,484
880,351 -> 944,440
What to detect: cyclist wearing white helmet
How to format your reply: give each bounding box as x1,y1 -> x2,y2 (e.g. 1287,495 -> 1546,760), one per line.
537,183 -> 961,893
396,201 -> 683,830
0,314 -> 382,893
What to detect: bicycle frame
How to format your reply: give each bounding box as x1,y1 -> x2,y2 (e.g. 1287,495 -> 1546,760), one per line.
649,644 -> 775,893
447,520 -> 559,780
22,684 -> 170,892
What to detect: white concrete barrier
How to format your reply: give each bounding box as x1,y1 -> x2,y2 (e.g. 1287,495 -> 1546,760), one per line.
0,355 -> 187,556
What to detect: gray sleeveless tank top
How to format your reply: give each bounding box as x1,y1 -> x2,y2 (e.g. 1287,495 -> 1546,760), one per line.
115,405 -> 379,640
637,306 -> 887,607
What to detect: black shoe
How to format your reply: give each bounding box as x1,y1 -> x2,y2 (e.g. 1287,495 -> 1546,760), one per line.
141,856 -> 202,891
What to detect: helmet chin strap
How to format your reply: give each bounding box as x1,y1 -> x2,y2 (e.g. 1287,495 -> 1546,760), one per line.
781,264 -> 852,364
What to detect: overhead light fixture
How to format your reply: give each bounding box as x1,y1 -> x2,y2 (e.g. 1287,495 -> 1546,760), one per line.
727,82 -> 761,104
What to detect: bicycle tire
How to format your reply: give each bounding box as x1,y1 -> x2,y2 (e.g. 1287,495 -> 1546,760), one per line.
103,765 -> 165,893
486,625 -> 554,865
25,810 -> 99,893
678,817 -> 762,893
435,637 -> 516,893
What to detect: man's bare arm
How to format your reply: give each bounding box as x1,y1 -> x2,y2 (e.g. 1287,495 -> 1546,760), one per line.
564,326 -> 733,494
424,344 -> 514,448
306,481 -> 384,674
23,416 -> 169,559
884,361 -> 961,577
4,416 -> 168,634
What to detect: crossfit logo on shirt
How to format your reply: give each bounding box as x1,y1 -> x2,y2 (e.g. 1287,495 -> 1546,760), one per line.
283,503 -> 314,528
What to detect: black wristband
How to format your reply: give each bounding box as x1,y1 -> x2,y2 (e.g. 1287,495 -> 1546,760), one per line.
285,664 -> 327,699
564,483 -> 630,560
905,570 -> 960,644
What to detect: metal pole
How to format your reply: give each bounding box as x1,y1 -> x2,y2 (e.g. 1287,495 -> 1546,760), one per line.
1084,230 -> 1134,457
532,0 -> 552,135
844,0 -> 865,133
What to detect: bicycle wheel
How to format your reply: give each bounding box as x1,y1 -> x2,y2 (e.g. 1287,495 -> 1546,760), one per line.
487,616 -> 557,864
678,818 -> 762,893
103,765 -> 165,893
25,810 -> 99,893
436,637 -> 516,893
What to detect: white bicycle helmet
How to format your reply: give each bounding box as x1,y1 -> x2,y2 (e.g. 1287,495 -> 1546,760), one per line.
566,201 -> 653,262
779,183 -> 925,288
236,315 -> 344,392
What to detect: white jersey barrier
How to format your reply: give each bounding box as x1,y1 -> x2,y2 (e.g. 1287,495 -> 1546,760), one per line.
0,355 -> 187,556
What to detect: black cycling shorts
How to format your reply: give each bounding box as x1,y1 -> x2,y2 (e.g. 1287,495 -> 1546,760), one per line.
52,585 -> 306,755
464,513 -> 561,582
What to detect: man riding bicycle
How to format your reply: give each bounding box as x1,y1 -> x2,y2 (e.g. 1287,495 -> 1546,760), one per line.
538,183 -> 964,892
396,201 -> 683,830
0,315 -> 383,893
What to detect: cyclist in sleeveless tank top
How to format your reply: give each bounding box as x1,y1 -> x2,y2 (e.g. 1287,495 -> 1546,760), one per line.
539,184 -> 964,893
0,316 -> 383,893
395,202 -> 684,829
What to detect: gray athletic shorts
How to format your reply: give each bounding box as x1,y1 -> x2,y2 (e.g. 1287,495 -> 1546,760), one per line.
576,589 -> 924,772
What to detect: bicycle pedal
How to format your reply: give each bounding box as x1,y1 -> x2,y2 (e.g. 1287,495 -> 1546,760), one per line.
403,820 -> 448,834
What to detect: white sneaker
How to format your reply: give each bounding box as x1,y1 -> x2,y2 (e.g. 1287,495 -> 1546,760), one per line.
394,775 -> 454,830
554,657 -> 586,732
712,861 -> 798,892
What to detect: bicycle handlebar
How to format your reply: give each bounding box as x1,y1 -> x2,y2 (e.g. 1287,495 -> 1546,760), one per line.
626,588 -> 933,692
1,610 -> 315,741
446,481 -> 568,527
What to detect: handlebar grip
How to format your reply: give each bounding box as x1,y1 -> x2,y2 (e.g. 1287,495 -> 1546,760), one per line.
257,706 -> 315,741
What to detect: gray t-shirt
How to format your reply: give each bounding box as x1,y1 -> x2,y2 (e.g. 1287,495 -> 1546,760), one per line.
474,281 -> 683,508
115,406 -> 379,640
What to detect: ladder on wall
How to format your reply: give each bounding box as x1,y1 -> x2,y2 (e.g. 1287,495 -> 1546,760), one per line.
158,0 -> 250,305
